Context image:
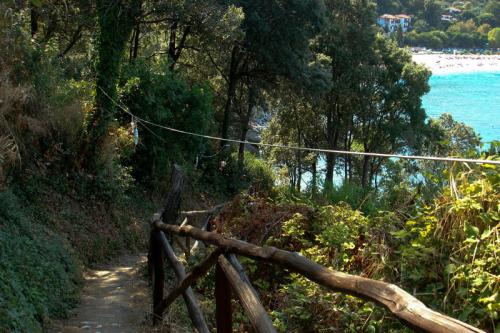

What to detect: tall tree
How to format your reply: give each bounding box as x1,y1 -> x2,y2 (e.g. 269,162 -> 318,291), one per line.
217,0 -> 326,147
317,0 -> 377,190
85,0 -> 140,168
424,0 -> 441,28
355,37 -> 430,188
263,85 -> 324,192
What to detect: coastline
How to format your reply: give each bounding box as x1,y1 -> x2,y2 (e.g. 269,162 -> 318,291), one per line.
412,53 -> 500,75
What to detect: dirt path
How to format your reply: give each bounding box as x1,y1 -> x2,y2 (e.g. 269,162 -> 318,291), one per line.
49,254 -> 150,333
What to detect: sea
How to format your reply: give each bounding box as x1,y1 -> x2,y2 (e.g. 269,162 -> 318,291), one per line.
422,71 -> 500,144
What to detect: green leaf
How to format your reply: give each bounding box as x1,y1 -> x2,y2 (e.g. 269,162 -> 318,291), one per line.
365,324 -> 376,333
444,264 -> 457,275
472,277 -> 484,287
481,228 -> 493,240
464,223 -> 479,238
458,306 -> 474,322
31,0 -> 43,7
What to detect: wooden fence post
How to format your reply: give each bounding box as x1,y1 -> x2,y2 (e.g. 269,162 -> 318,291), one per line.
209,219 -> 232,333
149,230 -> 164,324
215,260 -> 232,333
153,222 -> 486,333
219,255 -> 277,333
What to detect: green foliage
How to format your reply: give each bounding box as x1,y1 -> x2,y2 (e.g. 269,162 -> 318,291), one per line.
119,62 -> 214,185
488,27 -> 500,48
222,164 -> 499,332
233,0 -> 326,80
326,182 -> 381,215
265,203 -> 405,332
378,0 -> 499,49
404,29 -> 487,49
0,190 -> 82,332
205,151 -> 275,196
426,113 -> 482,156
397,165 -> 500,329
237,152 -> 276,196
424,0 -> 442,28
2,1 -> 498,332
86,0 -> 140,169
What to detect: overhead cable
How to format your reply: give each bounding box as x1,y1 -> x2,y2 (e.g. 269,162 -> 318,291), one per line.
98,87 -> 500,166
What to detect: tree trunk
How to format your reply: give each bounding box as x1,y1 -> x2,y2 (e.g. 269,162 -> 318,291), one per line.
311,159 -> 317,196
361,155 -> 371,189
237,127 -> 247,175
30,3 -> 39,37
131,23 -> 140,62
220,46 -> 240,147
325,110 -> 335,191
347,126 -> 354,182
58,25 -> 83,58
344,130 -> 349,184
238,84 -> 256,174
296,165 -> 302,192
168,19 -> 178,64
325,108 -> 339,192
84,0 -> 139,169
296,144 -> 302,192
289,165 -> 295,189
368,158 -> 376,189
170,26 -> 191,70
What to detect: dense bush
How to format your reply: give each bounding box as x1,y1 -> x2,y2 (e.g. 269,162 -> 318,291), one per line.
0,8 -> 152,331
489,27 -> 500,48
404,30 -> 487,49
0,190 -> 82,332
119,62 -> 214,186
237,152 -> 276,196
397,165 -> 500,328
215,164 -> 499,332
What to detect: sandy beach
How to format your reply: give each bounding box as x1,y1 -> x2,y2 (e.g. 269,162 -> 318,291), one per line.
412,53 -> 500,75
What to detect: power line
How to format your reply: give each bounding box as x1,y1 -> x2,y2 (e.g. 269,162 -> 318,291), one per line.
99,87 -> 500,166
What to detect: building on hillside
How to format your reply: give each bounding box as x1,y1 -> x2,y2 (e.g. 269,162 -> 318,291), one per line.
441,14 -> 455,22
377,14 -> 412,33
447,7 -> 462,15
441,7 -> 462,22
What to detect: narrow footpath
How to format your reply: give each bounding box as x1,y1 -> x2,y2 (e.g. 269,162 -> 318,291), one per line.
49,254 -> 150,333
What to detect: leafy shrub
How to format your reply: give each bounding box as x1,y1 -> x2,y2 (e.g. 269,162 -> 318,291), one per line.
0,190 -> 82,332
238,152 -> 276,196
0,15 -> 90,171
197,150 -> 276,198
119,62 -> 214,186
326,182 -> 382,215
216,164 -> 499,332
264,204 -> 405,332
397,165 -> 500,329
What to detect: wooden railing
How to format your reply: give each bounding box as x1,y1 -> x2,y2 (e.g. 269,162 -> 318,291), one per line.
148,166 -> 485,333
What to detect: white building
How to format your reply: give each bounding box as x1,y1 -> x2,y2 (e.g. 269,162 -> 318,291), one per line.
441,14 -> 455,22
377,14 -> 412,33
447,7 -> 462,15
441,7 -> 461,22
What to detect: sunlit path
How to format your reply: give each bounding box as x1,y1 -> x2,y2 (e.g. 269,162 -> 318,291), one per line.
49,255 -> 149,333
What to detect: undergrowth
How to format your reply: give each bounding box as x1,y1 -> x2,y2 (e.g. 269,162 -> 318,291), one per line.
0,167 -> 153,332
0,190 -> 82,332
215,164 -> 499,332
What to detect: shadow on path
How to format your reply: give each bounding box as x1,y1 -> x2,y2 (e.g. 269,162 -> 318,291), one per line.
49,254 -> 150,333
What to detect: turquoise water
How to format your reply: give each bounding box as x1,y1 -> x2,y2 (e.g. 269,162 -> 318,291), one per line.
422,72 -> 500,144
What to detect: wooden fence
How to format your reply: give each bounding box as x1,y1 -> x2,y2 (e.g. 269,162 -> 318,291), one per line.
148,166 -> 485,333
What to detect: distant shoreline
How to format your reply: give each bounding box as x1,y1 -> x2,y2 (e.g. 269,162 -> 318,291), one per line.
412,53 -> 500,75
